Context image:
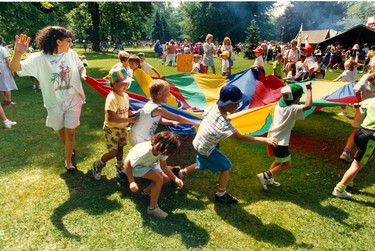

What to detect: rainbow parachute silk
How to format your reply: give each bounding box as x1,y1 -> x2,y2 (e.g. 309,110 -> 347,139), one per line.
85,69 -> 355,135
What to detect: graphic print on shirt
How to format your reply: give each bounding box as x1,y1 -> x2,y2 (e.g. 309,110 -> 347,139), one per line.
50,61 -> 71,91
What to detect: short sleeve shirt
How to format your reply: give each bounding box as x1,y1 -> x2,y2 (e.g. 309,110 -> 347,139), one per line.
269,104 -> 305,146
353,73 -> 375,100
126,141 -> 168,168
193,104 -> 237,156
18,49 -> 85,108
104,91 -> 130,128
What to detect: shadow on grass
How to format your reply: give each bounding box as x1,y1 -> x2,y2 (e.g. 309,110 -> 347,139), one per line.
118,180 -> 210,249
51,170 -> 122,240
213,203 -> 311,248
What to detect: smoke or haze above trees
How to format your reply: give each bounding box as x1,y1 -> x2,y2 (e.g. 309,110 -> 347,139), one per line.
0,1 -> 373,51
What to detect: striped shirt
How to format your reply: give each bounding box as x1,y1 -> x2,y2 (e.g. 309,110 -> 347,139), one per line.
193,104 -> 237,156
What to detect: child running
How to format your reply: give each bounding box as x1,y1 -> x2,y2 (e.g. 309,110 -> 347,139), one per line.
332,95 -> 375,199
92,67 -> 140,181
124,131 -> 183,218
128,79 -> 200,146
176,85 -> 278,204
338,57 -> 375,162
257,82 -> 312,190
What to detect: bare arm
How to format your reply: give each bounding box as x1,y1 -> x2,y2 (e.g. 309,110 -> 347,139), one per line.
124,159 -> 138,192
80,66 -> 87,80
157,107 -> 200,127
151,67 -> 161,78
107,110 -> 140,124
231,131 -> 278,146
303,82 -> 312,111
10,34 -> 31,72
160,160 -> 183,189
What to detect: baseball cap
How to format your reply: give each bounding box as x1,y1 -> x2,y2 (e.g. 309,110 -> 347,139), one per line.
302,44 -> 314,54
109,67 -> 134,84
253,46 -> 264,54
137,52 -> 145,57
279,84 -> 304,107
217,85 -> 248,106
221,51 -> 230,57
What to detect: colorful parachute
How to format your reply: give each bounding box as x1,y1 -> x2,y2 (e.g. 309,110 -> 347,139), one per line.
85,69 -> 356,135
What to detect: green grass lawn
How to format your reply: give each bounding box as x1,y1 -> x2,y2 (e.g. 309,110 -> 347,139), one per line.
0,46 -> 374,250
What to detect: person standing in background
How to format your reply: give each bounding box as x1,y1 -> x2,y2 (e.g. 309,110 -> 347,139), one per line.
0,35 -> 18,106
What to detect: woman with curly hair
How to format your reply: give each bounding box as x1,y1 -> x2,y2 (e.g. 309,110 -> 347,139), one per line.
10,26 -> 87,173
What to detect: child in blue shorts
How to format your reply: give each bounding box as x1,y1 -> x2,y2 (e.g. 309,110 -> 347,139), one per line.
176,85 -> 278,204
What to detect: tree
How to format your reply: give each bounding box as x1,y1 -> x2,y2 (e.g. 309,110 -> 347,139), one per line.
179,2 -> 273,43
151,9 -> 169,42
88,2 -> 100,51
337,2 -> 375,30
244,19 -> 260,59
275,2 -> 347,43
65,2 -> 154,50
0,2 -> 73,43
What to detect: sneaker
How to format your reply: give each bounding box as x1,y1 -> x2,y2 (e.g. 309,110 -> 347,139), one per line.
3,120 -> 16,129
265,178 -> 281,188
115,171 -> 128,183
332,187 -> 352,199
147,205 -> 168,219
115,164 -> 123,173
215,192 -> 238,204
257,173 -> 268,191
92,160 -> 105,180
340,152 -> 352,163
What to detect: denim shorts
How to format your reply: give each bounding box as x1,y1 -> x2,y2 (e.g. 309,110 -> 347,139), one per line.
196,148 -> 232,173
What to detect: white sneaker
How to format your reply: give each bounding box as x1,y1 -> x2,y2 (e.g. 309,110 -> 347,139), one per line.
266,178 -> 281,188
3,120 -> 16,129
257,173 -> 268,191
340,152 -> 352,162
147,205 -> 168,219
332,187 -> 352,199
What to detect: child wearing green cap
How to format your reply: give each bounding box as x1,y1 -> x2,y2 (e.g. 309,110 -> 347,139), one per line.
137,52 -> 161,78
92,67 -> 140,181
257,82 -> 312,190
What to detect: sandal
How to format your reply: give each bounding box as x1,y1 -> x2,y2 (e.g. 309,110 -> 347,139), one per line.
65,162 -> 77,174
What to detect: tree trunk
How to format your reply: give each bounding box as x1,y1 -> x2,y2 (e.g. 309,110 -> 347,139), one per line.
88,2 -> 100,52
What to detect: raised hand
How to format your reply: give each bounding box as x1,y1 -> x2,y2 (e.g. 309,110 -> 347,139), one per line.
14,34 -> 31,55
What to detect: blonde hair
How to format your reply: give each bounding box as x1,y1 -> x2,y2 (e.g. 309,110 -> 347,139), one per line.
193,54 -> 202,59
223,37 -> 231,45
150,79 -> 169,101
205,34 -> 213,42
344,59 -> 360,71
118,50 -> 130,62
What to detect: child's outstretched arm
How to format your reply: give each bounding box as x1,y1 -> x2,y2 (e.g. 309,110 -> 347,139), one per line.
124,159 -> 139,192
232,132 -> 278,146
303,81 -> 313,111
160,160 -> 183,189
151,67 -> 161,78
158,108 -> 200,127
